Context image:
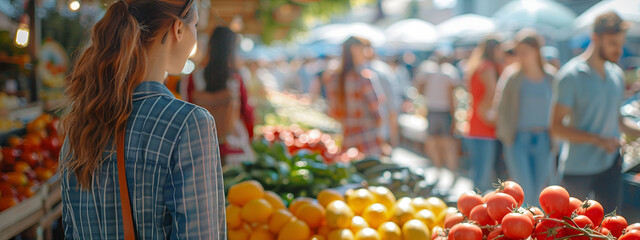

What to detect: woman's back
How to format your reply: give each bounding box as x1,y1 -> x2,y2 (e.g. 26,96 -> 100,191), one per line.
61,81 -> 225,239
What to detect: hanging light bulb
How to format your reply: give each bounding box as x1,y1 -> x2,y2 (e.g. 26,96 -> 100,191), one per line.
15,23 -> 29,48
69,0 -> 81,11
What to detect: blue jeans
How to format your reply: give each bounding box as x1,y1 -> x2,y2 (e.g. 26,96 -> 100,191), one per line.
505,131 -> 554,207
466,138 -> 498,192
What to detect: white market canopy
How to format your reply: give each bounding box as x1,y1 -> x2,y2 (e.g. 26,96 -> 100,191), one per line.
384,18 -> 438,51
573,0 -> 640,37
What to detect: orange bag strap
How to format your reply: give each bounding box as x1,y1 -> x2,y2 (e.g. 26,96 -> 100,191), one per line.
117,127 -> 136,239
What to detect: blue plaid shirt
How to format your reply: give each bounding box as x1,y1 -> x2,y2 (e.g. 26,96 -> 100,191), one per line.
61,81 -> 226,239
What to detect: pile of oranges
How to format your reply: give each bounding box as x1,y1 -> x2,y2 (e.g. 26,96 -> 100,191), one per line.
226,180 -> 452,240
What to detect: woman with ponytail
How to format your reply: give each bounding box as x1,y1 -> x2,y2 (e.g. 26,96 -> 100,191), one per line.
59,0 -> 226,239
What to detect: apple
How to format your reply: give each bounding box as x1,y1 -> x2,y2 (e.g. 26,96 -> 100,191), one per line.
5,172 -> 28,187
0,196 -> 19,211
34,167 -> 53,182
7,136 -> 22,148
1,147 -> 20,165
13,161 -> 31,173
21,151 -> 42,168
41,136 -> 61,153
0,182 -> 17,197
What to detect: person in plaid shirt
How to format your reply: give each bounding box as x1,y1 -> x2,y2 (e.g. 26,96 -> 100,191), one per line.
327,36 -> 385,156
59,0 -> 226,239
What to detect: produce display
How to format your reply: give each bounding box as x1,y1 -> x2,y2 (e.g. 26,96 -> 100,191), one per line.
223,137 -> 364,202
0,114 -> 61,212
0,118 -> 24,133
441,181 -> 640,240
225,179 -> 452,240
264,91 -> 341,134
353,158 -> 433,200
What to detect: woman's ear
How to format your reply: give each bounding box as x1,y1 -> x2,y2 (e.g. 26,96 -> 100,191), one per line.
172,20 -> 185,41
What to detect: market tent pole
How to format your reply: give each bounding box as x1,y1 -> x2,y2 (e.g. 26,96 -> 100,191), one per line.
26,0 -> 40,103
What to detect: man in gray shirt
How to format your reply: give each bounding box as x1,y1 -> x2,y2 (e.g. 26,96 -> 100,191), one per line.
551,11 -> 640,212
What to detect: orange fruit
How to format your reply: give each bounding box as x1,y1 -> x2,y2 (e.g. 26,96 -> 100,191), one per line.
362,203 -> 390,229
277,219 -> 311,240
412,197 -> 429,211
263,191 -> 286,210
415,209 -> 437,229
227,204 -> 243,229
347,189 -> 375,216
7,136 -> 22,147
229,223 -> 252,240
289,197 -> 314,213
316,189 -> 345,207
318,189 -> 345,208
391,201 -> 415,226
328,229 -> 355,240
350,216 -> 369,234
310,235 -> 327,240
294,203 -> 325,229
326,200 -> 354,229
377,222 -> 402,240
229,180 -> 265,206
369,186 -> 396,210
401,220 -> 430,240
242,198 -> 274,224
268,209 -> 294,234
318,224 -> 332,236
354,228 -> 381,240
250,226 -> 275,240
424,197 -> 447,217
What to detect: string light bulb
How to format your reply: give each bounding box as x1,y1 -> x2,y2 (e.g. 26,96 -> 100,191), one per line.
14,24 -> 29,48
69,0 -> 81,11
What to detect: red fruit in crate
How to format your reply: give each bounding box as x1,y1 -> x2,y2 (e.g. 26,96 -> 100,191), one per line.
7,136 -> 23,148
497,181 -> 524,207
602,215 -> 628,238
2,147 -> 21,165
0,182 -> 17,197
529,206 -> 544,218
486,193 -> 518,222
539,186 -> 571,218
5,172 -> 28,187
41,136 -> 61,152
458,191 -> 484,217
46,119 -> 59,135
564,215 -> 595,240
620,230 -> 640,240
0,173 -> 7,182
16,184 -> 37,198
13,161 -> 32,173
21,151 -> 42,168
43,158 -> 59,171
599,227 -> 611,236
482,190 -> 496,202
569,197 -> 582,214
35,167 -> 54,181
0,196 -> 19,211
577,200 -> 604,226
501,212 -> 534,239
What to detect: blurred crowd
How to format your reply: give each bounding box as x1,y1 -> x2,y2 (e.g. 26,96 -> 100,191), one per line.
179,11 -> 639,211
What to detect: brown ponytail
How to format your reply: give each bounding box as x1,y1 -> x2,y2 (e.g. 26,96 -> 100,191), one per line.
61,0 -> 196,189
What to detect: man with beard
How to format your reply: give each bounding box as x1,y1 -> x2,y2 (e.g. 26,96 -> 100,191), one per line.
551,11 -> 640,212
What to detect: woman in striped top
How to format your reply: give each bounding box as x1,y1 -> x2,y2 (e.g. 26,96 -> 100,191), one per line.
59,0 -> 226,239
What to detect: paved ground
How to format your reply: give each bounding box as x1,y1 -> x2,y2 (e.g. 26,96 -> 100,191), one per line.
391,147 -> 474,203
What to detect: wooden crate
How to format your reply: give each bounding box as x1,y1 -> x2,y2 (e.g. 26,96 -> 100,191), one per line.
0,190 -> 45,240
